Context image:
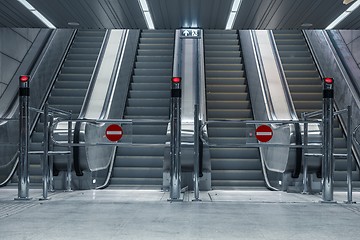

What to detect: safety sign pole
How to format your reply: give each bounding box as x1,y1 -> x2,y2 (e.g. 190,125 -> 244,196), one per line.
169,77 -> 182,201
322,78 -> 335,202
16,75 -> 31,200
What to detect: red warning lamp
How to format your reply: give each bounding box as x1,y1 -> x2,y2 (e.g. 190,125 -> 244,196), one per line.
172,77 -> 181,83
324,77 -> 334,84
19,75 -> 30,83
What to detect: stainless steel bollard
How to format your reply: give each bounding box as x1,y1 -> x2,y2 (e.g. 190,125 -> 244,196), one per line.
346,105 -> 354,204
16,75 -> 31,200
41,103 -> 50,200
322,78 -> 335,202
193,104 -> 200,201
169,77 -> 182,201
66,118 -> 72,191
302,113 -> 309,194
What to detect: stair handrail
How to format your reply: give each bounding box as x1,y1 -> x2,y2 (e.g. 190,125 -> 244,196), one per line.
0,30 -> 77,187
250,30 -> 276,120
73,30 -> 110,176
78,30 -> 110,119
303,30 -> 360,170
268,31 -> 298,120
96,30 -> 130,189
269,30 -> 303,178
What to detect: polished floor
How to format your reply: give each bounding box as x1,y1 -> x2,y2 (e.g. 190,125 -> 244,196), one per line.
1,187 -> 360,240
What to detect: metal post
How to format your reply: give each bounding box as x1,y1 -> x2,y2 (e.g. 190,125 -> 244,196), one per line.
302,113 -> 309,194
16,75 -> 31,200
66,117 -> 72,191
193,104 -> 200,201
48,114 -> 55,192
322,78 -> 335,202
345,105 -> 354,204
40,103 -> 50,200
169,77 -> 182,201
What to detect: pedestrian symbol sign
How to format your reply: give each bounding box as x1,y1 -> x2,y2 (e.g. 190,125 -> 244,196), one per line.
181,29 -> 200,38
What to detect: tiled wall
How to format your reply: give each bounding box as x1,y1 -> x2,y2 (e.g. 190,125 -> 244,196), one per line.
0,28 -> 40,98
339,30 -> 360,69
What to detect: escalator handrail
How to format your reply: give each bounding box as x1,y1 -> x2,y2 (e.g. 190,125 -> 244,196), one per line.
269,30 -> 302,178
250,30 -> 276,120
96,30 -> 130,189
268,31 -> 298,120
73,29 -> 110,176
0,29 -> 77,187
248,30 -> 279,191
303,30 -> 360,170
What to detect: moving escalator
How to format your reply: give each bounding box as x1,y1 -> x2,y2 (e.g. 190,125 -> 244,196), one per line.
110,30 -> 174,187
273,30 -> 359,188
204,30 -> 265,188
11,30 -> 106,186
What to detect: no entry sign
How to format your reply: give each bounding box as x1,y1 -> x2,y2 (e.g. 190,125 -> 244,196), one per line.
255,125 -> 273,142
105,124 -> 123,142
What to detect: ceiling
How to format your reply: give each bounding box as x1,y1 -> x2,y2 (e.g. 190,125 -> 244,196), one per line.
0,0 -> 360,29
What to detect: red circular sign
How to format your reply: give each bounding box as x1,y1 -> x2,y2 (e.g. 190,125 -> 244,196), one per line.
105,124 -> 123,142
255,125 -> 273,142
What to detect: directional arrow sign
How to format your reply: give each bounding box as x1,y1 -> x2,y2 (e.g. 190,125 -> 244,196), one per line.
181,29 -> 200,38
255,125 -> 273,142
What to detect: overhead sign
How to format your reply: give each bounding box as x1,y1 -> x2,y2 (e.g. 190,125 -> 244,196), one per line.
105,124 -> 123,142
255,125 -> 273,142
181,29 -> 200,38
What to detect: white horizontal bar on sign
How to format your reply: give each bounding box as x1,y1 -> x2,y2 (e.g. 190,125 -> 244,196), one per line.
106,131 -> 122,135
256,132 -> 272,136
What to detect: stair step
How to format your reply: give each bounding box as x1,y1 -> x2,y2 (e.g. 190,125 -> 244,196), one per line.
210,148 -> 260,159
207,92 -> 249,101
206,77 -> 246,85
207,84 -> 247,92
212,170 -> 264,180
212,158 -> 262,170
129,90 -> 170,99
110,178 -> 162,186
207,100 -> 251,109
115,156 -> 163,167
212,180 -> 265,187
207,109 -> 252,118
131,83 -> 170,91
127,98 -> 170,107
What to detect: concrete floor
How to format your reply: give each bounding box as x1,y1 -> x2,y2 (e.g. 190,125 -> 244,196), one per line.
1,187 -> 360,240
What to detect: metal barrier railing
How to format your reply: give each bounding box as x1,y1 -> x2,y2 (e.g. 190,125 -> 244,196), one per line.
49,118 -> 170,147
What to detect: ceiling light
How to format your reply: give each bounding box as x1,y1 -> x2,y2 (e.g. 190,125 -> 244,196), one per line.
301,23 -> 313,27
326,0 -> 360,29
68,22 -> 80,26
18,0 -> 56,28
138,0 -> 155,29
343,0 -> 355,5
225,0 -> 243,30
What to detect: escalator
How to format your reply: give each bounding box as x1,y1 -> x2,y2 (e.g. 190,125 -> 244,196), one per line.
110,30 -> 174,187
273,30 -> 359,188
11,30 -> 106,185
204,30 -> 265,188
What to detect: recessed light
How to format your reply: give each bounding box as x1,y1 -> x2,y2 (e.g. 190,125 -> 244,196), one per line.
68,22 -> 80,26
301,23 -> 313,27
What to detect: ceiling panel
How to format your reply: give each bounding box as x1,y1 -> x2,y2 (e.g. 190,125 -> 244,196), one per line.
337,7 -> 360,29
0,0 -> 45,28
233,0 -> 352,29
147,0 -> 232,29
27,0 -> 147,28
0,0 -> 360,29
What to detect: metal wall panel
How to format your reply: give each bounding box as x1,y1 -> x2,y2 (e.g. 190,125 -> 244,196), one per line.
28,0 -> 147,28
1,0 -> 360,29
147,0 -> 232,29
0,0 -> 45,28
